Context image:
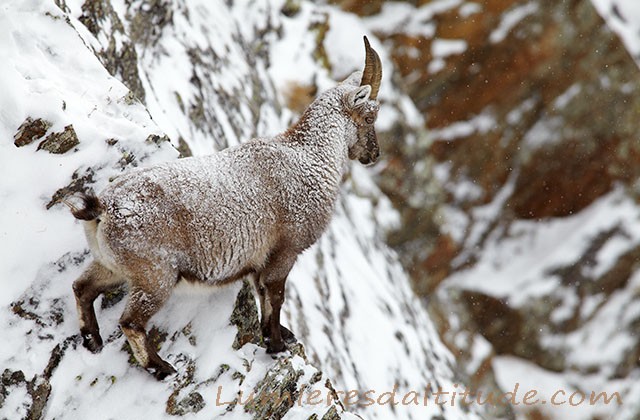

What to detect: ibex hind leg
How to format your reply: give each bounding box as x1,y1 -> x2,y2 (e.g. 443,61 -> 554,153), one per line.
73,261 -> 124,352
119,272 -> 176,380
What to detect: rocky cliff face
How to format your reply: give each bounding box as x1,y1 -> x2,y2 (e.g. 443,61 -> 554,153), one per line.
0,1 -> 481,419
329,0 -> 640,418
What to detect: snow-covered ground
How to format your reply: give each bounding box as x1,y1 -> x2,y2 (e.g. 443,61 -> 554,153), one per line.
0,1 -> 479,419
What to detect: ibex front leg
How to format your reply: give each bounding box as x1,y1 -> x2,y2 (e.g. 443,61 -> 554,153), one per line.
259,250 -> 298,353
253,275 -> 296,346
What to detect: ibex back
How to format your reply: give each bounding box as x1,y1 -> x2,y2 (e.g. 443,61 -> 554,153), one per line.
70,37 -> 383,379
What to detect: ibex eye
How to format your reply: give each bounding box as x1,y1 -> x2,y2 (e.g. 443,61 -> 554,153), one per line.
365,116 -> 374,124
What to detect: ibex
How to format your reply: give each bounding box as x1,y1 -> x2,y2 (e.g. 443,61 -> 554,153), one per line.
70,37 -> 382,379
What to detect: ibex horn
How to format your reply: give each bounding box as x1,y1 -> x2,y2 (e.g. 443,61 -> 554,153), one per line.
360,36 -> 382,100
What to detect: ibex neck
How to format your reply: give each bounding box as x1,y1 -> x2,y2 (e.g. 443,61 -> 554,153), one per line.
283,105 -> 351,178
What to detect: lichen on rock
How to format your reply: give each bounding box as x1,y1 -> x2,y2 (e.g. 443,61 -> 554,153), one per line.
77,0 -> 146,101
37,124 -> 79,154
230,279 -> 261,350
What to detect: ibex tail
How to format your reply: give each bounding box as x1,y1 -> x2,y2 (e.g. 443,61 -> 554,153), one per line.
66,193 -> 104,221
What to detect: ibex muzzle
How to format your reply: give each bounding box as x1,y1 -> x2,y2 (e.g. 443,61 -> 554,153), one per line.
70,37 -> 383,380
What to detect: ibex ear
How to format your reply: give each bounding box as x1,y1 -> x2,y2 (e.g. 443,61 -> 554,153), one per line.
347,85 -> 371,107
341,70 -> 363,86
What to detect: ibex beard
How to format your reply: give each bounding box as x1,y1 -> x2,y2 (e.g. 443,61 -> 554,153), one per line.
69,36 -> 383,380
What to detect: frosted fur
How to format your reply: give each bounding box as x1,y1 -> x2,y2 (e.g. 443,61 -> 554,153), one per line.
91,73 -> 379,285
73,66 -> 381,379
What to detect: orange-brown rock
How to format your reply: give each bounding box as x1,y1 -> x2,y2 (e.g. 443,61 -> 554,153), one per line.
375,0 -> 640,285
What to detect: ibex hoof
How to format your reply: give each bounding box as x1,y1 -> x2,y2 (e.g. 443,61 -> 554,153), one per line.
147,360 -> 176,381
266,339 -> 287,354
81,332 -> 103,353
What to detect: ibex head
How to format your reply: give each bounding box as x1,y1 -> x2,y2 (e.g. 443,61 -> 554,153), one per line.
342,36 -> 382,166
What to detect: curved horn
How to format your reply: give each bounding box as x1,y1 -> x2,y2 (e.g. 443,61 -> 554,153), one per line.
360,36 -> 382,100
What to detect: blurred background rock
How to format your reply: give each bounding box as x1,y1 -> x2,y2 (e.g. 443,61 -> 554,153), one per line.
332,0 -> 640,418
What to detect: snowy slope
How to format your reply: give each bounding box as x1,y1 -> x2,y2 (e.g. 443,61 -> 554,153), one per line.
0,1 -> 479,419
592,0 -> 640,59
